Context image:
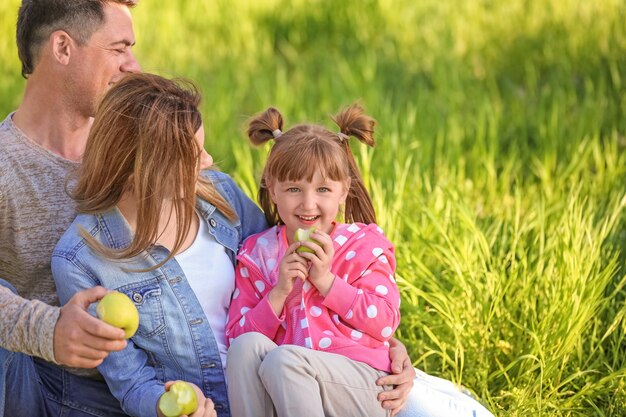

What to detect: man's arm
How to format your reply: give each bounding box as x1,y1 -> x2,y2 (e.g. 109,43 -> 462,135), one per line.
0,285 -> 60,362
376,337 -> 416,416
0,285 -> 127,367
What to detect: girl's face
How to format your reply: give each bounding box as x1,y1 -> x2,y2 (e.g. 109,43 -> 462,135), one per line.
269,171 -> 349,242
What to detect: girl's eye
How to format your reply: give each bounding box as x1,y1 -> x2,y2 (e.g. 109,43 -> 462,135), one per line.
318,187 -> 330,193
287,187 -> 300,193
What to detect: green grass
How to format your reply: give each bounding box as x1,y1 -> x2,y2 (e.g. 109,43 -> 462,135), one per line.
2,0 -> 625,415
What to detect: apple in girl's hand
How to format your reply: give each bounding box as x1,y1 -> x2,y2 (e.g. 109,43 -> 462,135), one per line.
159,381 -> 198,417
294,227 -> 320,253
96,291 -> 139,339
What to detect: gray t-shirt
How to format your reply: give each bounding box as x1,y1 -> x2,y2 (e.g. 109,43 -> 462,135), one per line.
0,113 -> 79,361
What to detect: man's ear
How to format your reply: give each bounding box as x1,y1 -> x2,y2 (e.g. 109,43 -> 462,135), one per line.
50,30 -> 73,66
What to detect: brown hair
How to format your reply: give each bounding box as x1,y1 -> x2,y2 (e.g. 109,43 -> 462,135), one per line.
247,103 -> 377,226
72,72 -> 236,268
16,0 -> 138,78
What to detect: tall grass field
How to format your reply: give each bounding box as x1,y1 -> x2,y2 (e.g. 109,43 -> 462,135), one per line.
1,0 -> 625,415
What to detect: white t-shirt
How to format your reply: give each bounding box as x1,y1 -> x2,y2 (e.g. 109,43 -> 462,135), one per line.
174,214 -> 235,368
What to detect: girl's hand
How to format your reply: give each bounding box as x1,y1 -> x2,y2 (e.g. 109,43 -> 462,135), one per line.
159,381 -> 217,417
297,230 -> 335,296
269,242 -> 308,315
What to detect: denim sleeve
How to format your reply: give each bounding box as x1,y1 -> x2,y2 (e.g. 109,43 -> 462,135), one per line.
51,254 -> 164,417
212,171 -> 268,241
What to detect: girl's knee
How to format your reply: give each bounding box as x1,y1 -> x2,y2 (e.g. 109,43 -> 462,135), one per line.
258,345 -> 305,379
227,332 -> 277,369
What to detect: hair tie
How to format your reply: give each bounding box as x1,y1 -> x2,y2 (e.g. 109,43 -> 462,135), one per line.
272,129 -> 282,139
337,132 -> 349,142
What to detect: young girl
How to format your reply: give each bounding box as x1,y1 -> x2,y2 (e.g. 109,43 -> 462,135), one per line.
225,104 -> 400,417
51,73 -> 269,417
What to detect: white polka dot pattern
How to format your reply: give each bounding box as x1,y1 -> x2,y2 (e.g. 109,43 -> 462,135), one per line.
310,306 -> 322,317
319,337 -> 332,348
375,285 -> 388,295
351,330 -> 363,340
225,223 -> 400,373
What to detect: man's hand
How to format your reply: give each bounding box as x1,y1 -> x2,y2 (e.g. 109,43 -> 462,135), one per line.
377,337 -> 416,416
53,286 -> 127,368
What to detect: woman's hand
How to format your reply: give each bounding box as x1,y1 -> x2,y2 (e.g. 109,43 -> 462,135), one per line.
159,381 -> 217,417
376,338 -> 416,416
297,230 -> 335,296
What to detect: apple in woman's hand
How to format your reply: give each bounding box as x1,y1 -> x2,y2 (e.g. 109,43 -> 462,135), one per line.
159,381 -> 199,417
96,291 -> 139,338
294,227 -> 320,253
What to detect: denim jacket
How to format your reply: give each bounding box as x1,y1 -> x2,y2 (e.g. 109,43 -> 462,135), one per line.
51,170 -> 267,417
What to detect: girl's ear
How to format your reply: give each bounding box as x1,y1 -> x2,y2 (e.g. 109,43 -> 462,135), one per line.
340,178 -> 351,204
268,182 -> 278,204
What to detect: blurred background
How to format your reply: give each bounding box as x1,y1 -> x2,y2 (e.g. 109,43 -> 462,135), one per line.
1,0 -> 625,415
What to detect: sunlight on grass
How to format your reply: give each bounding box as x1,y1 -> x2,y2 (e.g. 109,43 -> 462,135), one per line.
1,0 -> 624,415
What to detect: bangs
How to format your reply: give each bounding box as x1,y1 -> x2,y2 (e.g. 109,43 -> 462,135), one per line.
267,134 -> 348,183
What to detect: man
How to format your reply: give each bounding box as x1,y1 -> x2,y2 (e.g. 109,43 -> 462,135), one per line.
0,1 -> 418,416
0,1 -> 140,415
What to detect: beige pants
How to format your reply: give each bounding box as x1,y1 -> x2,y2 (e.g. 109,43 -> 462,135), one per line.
226,332 -> 391,417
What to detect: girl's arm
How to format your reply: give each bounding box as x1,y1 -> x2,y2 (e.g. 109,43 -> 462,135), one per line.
225,259 -> 284,344
324,255 -> 400,341
51,255 -> 166,417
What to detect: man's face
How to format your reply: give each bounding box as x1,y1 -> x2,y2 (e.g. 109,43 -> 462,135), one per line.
69,2 -> 140,117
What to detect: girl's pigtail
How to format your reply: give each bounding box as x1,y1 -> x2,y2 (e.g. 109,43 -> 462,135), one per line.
248,107 -> 285,226
332,103 -> 377,225
247,107 -> 284,146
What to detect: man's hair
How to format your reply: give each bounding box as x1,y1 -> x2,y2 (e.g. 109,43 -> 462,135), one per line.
16,0 -> 138,78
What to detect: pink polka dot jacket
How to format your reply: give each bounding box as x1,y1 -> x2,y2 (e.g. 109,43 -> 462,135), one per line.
226,222 -> 400,372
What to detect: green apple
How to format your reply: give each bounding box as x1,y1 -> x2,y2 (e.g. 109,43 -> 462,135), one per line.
159,381 -> 199,417
96,291 -> 139,339
294,227 -> 320,253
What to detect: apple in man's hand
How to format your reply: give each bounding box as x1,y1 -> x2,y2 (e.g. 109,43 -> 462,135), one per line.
96,291 -> 139,339
159,381 -> 199,417
294,227 -> 320,253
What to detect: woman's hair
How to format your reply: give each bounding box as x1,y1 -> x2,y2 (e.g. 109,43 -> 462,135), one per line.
247,103 -> 377,226
72,72 -> 235,268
